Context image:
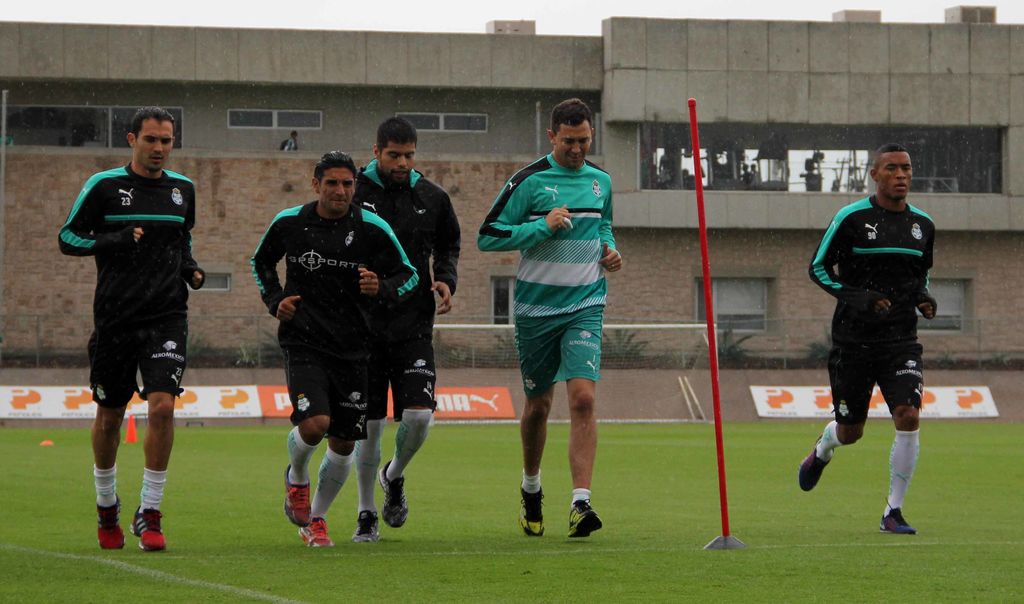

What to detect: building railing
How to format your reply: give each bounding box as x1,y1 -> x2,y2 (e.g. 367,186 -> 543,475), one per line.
2,314 -> 1022,370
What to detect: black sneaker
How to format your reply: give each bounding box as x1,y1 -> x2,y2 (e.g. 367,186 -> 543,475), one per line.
880,508 -> 917,534
352,510 -> 380,543
378,460 -> 408,528
568,499 -> 602,538
519,488 -> 544,537
798,440 -> 830,492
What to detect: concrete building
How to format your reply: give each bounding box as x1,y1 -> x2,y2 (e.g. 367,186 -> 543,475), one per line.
1,10 -> 1022,366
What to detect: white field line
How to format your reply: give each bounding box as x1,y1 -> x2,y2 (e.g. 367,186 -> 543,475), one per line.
0,543 -> 307,604
137,540 -> 1024,561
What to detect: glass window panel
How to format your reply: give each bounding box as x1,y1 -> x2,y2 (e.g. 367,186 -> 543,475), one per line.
5,105 -> 108,147
923,279 -> 965,331
715,279 -> 766,315
930,280 -> 963,315
277,111 -> 321,129
200,272 -> 231,292
443,114 -> 487,131
640,122 -> 1002,193
67,107 -> 108,147
229,109 -> 273,128
696,278 -> 768,331
492,277 -> 513,325
397,113 -> 441,131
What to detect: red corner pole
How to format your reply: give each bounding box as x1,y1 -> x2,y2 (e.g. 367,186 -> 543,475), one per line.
688,98 -> 744,550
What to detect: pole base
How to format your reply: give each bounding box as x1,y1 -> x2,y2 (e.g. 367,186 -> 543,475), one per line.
703,535 -> 746,550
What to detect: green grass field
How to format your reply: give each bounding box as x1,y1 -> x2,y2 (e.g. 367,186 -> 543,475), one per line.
1,421 -> 1021,602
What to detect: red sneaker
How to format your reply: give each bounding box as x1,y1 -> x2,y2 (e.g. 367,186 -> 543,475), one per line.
299,517 -> 334,547
284,465 -> 311,527
130,507 -> 166,551
97,499 -> 125,549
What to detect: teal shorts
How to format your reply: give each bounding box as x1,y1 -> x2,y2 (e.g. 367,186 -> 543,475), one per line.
514,305 -> 604,397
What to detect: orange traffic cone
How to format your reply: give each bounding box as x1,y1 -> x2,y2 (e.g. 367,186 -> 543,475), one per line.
125,415 -> 138,444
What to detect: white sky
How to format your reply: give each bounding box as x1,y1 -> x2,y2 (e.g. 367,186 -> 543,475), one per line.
2,0 -> 1022,35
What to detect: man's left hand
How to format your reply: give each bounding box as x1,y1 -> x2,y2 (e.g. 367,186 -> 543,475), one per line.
600,243 -> 623,272
359,268 -> 379,297
191,270 -> 205,289
918,301 -> 936,319
433,282 -> 453,315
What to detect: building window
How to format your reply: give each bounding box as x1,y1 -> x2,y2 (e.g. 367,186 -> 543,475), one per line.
640,122 -> 1002,194
228,109 -> 322,129
6,105 -> 183,148
277,111 -> 322,129
396,112 -> 488,133
491,277 -> 515,325
228,109 -> 273,128
199,272 -> 232,293
397,113 -> 441,131
921,279 -> 967,331
695,278 -> 768,332
443,114 -> 488,132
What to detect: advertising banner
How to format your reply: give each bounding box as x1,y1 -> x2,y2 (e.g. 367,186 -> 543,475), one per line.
750,386 -> 998,419
0,386 -> 263,419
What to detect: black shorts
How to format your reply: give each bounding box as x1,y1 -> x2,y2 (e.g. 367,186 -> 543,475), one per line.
88,317 -> 188,408
284,347 -> 368,441
366,336 -> 437,421
827,342 -> 924,425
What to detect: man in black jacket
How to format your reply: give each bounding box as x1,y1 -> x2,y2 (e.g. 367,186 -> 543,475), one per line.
59,106 -> 205,552
351,118 -> 461,542
251,151 -> 418,547
800,143 -> 936,535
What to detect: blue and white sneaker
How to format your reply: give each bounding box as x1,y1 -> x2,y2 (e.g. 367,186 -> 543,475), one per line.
880,508 -> 917,534
798,440 -> 830,492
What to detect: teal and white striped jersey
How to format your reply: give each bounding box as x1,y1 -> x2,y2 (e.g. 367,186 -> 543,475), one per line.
478,154 -> 616,318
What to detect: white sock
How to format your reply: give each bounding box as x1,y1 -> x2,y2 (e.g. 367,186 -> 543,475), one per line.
140,468 -> 167,511
885,429 -> 920,515
815,421 -> 842,461
287,426 -> 318,485
94,465 -> 117,507
355,418 -> 384,512
572,488 -> 591,506
386,409 -> 433,481
521,471 -> 542,494
310,448 -> 354,519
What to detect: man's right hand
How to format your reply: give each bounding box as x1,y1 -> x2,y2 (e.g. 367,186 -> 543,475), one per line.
545,206 -> 572,232
132,227 -> 144,242
276,295 -> 302,321
872,297 -> 892,314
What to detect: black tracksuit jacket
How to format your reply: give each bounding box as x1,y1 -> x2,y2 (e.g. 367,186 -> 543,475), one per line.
58,164 -> 204,329
355,161 -> 460,343
251,201 -> 418,360
809,195 -> 936,347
